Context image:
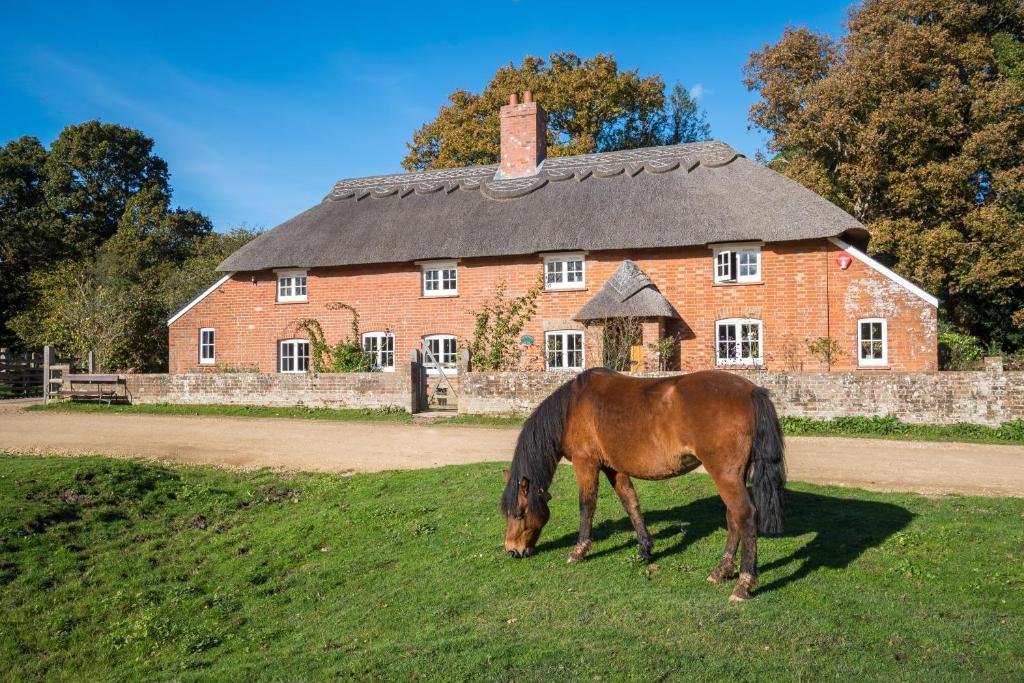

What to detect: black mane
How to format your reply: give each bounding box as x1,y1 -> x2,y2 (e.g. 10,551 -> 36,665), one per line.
500,368 -> 607,516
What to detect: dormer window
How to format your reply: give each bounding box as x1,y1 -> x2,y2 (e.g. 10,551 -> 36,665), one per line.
277,269 -> 308,302
419,260 -> 458,297
711,243 -> 762,284
543,252 -> 586,291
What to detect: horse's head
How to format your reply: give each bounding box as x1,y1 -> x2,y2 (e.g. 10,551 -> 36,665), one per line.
502,470 -> 550,558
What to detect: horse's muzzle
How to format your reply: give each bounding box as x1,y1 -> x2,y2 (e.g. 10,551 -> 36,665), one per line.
506,548 -> 532,559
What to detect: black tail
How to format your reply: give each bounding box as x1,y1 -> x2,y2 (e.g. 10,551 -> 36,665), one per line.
501,369 -> 604,516
749,387 -> 786,535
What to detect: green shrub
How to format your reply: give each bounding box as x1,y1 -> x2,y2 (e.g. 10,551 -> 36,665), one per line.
937,327 -> 984,370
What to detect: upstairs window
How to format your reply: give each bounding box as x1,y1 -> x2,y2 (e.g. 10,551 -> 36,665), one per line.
545,331 -> 584,371
363,332 -> 395,372
277,270 -> 308,302
712,244 -> 762,284
543,253 -> 586,290
424,334 -> 458,375
199,328 -> 215,365
858,319 -> 888,367
279,339 -> 310,373
420,261 -> 458,297
716,318 -> 763,366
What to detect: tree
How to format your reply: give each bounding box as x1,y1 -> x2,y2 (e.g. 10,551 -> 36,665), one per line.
2,120 -> 258,370
0,136 -> 54,347
403,53 -> 710,171
744,1 -> 1024,349
43,120 -> 170,256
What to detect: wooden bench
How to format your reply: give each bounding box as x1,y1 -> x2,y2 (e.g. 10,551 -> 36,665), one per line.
59,374 -> 127,404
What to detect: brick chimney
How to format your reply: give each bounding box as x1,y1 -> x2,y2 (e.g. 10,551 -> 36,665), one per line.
499,91 -> 547,178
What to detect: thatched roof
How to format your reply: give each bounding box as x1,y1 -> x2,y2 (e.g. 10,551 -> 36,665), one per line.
573,260 -> 679,321
218,141 -> 867,272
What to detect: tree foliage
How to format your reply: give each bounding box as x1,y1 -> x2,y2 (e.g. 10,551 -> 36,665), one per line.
744,0 -> 1024,349
2,121 -> 259,369
403,53 -> 710,171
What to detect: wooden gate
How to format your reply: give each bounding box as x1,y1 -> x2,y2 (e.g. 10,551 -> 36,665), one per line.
0,348 -> 44,397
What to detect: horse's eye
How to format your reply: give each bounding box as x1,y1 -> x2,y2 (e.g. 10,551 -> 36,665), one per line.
513,512 -> 525,520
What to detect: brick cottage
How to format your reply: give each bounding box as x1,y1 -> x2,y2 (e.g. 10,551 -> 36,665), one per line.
167,92 -> 938,380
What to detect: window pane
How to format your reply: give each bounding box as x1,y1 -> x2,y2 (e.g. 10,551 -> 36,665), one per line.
281,343 -> 294,372
295,277 -> 307,296
297,343 -> 309,371
566,261 -> 583,283
442,269 -> 457,290
546,261 -> 563,284
425,270 -> 439,290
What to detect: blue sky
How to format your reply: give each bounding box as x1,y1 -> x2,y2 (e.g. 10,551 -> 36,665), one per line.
1,1 -> 851,231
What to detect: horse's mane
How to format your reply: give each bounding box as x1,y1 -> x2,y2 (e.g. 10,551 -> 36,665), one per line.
501,368 -> 607,516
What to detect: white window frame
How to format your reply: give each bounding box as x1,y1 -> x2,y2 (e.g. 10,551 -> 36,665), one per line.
858,318 -> 888,367
423,334 -> 458,376
279,339 -> 310,373
715,318 -> 764,366
711,243 -> 763,284
362,332 -> 396,372
418,260 -> 458,297
199,328 -> 216,365
542,252 -> 586,291
276,269 -> 308,303
545,330 -> 585,372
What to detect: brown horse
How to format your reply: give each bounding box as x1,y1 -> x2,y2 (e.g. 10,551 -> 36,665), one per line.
501,368 -> 785,601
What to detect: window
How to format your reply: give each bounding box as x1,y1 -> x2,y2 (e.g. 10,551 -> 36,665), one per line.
545,331 -> 584,371
858,319 -> 887,367
716,319 -> 763,366
277,270 -> 308,302
712,244 -> 762,284
199,328 -> 215,365
363,332 -> 395,372
423,334 -> 458,375
543,253 -> 586,290
279,339 -> 310,373
420,261 -> 458,297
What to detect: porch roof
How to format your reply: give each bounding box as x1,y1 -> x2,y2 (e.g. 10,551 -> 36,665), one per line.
573,260 -> 680,321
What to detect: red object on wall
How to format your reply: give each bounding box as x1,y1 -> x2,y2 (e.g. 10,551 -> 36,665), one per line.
836,254 -> 852,270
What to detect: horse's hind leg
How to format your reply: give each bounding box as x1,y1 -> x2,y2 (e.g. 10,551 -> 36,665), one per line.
604,468 -> 653,563
705,466 -> 758,601
568,460 -> 600,563
707,514 -> 738,584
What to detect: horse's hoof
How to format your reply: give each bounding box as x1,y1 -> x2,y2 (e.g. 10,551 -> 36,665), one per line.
728,591 -> 749,602
707,574 -> 722,584
567,554 -> 583,564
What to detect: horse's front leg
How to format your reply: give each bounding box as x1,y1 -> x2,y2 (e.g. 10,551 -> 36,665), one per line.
604,468 -> 653,563
568,461 -> 600,563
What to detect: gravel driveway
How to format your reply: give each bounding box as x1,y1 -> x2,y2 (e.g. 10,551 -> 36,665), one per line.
1,403 -> 1022,496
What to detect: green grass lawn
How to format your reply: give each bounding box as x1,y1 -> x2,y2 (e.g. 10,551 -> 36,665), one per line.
1,455 -> 1021,680
28,401 -> 1024,445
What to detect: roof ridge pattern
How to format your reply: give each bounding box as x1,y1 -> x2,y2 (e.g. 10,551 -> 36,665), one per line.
324,140 -> 740,203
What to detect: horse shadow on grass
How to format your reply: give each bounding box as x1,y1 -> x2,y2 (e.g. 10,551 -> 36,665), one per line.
535,490 -> 914,595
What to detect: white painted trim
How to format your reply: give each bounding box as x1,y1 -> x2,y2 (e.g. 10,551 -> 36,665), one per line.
423,334 -> 459,376
542,252 -> 587,291
857,318 -> 888,367
544,329 -> 585,372
714,318 -> 765,367
167,273 -> 234,326
829,237 -> 939,308
420,261 -> 458,297
199,327 -> 216,365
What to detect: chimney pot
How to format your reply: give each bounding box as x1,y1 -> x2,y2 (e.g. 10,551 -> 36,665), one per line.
523,90 -> 533,103
509,93 -> 519,106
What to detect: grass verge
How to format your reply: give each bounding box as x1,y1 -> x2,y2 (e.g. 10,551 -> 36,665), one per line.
28,401 -> 1024,445
1,454 -> 1021,680
27,401 -> 413,423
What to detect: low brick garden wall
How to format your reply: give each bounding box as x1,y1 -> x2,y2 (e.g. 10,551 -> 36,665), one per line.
458,369 -> 1024,426
127,372 -> 415,413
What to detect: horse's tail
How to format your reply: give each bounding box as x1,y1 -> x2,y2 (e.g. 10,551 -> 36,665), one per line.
501,369 -> 602,516
749,387 -> 786,535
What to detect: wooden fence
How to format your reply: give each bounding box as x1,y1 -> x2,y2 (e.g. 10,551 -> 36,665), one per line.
0,348 -> 44,397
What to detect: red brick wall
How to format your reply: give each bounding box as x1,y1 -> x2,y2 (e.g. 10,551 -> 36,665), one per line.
168,238 -> 937,374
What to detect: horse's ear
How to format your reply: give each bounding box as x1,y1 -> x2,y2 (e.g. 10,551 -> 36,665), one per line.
518,477 -> 529,496
502,470 -> 510,483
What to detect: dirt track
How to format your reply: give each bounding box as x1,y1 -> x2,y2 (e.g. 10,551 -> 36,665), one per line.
1,402 -> 1022,496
